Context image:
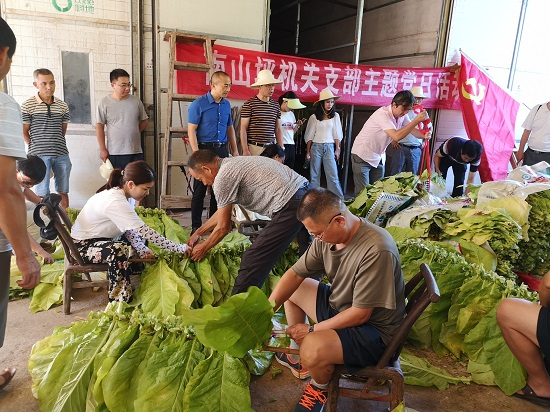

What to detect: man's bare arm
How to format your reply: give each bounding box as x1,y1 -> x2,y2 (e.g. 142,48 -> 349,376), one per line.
0,155 -> 41,289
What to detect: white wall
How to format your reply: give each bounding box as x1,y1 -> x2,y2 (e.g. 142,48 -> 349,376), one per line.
2,0 -> 270,207
4,0 -> 133,208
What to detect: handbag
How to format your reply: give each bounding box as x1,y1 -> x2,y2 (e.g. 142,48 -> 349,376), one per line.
33,193 -> 62,240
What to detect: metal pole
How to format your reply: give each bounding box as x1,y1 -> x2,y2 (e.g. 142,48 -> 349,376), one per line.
507,0 -> 528,90
151,0 -> 159,206
342,0 -> 364,195
295,2 -> 301,55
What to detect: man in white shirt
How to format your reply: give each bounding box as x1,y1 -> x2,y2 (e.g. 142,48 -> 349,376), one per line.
517,102 -> 550,166
350,90 -> 430,194
0,16 -> 41,390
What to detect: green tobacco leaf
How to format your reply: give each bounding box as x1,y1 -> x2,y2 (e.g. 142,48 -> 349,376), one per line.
457,240 -> 497,272
390,402 -> 406,412
466,360 -> 495,386
400,350 -> 471,391
385,226 -> 420,243
180,287 -> 274,358
162,213 -> 189,244
196,259 -> 215,306
183,351 -> 250,412
29,282 -> 63,313
134,333 -> 204,412
103,333 -> 155,412
135,260 -> 192,317
29,325 -> 73,398
37,315 -> 115,412
243,349 -> 274,376
93,323 -> 139,409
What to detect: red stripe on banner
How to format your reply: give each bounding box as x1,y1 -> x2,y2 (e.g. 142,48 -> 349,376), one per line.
459,51 -> 520,182
176,43 -> 461,110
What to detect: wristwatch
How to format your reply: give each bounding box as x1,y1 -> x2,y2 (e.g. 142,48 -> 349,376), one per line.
308,324 -> 315,333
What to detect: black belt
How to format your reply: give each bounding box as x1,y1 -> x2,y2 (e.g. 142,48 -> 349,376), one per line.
248,141 -> 274,147
528,148 -> 549,155
400,144 -> 421,149
199,142 -> 226,148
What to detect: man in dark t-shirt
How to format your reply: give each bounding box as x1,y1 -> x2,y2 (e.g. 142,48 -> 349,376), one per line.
433,136 -> 482,197
269,188 -> 405,412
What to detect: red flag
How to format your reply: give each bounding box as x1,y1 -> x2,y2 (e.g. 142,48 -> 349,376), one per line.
459,51 -> 520,181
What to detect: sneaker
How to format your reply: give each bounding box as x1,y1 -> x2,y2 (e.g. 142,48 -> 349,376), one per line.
275,352 -> 310,379
294,382 -> 328,412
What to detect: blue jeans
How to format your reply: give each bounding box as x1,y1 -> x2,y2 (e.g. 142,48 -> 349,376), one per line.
309,143 -> 343,198
351,154 -> 383,195
34,154 -> 72,196
393,145 -> 422,175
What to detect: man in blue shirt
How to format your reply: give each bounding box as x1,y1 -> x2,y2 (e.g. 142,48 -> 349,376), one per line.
188,71 -> 238,233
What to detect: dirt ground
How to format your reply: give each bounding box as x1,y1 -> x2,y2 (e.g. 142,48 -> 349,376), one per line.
0,289 -> 546,412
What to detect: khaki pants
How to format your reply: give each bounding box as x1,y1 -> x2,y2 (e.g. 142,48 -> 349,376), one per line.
247,144 -> 266,156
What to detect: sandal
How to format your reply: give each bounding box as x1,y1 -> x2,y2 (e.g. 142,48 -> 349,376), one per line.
0,367 -> 16,390
512,383 -> 550,407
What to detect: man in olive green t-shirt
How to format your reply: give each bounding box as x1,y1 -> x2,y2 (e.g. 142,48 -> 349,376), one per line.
269,188 -> 405,412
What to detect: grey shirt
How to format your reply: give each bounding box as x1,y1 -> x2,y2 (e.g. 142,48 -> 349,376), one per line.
213,156 -> 308,217
96,94 -> 148,155
0,93 -> 28,252
292,219 -> 405,344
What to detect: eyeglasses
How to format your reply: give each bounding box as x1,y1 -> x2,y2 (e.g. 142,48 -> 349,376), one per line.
308,213 -> 342,240
116,83 -> 132,89
18,171 -> 35,187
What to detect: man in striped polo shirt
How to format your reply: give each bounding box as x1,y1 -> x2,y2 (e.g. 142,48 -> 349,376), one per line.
240,69 -> 283,156
21,69 -> 71,209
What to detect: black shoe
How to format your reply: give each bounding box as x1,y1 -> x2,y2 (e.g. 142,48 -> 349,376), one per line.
275,352 -> 310,379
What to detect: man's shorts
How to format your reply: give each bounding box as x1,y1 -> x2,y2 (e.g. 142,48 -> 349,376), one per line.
316,282 -> 386,372
34,154 -> 72,196
537,306 -> 550,359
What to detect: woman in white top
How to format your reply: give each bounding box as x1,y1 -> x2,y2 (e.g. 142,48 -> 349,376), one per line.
304,89 -> 344,198
279,91 -> 306,169
71,161 -> 189,302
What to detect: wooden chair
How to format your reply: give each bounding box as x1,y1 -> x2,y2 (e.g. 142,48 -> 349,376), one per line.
326,263 -> 440,411
49,205 -> 153,314
47,204 -> 109,314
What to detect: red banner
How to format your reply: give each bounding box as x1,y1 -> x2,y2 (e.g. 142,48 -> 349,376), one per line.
459,51 -> 520,182
176,44 -> 461,110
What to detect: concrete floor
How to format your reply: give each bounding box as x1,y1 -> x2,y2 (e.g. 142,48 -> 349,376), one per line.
0,288 -> 546,411
0,212 -> 546,411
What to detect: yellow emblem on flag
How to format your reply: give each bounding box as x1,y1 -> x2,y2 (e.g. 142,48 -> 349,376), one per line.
461,78 -> 485,105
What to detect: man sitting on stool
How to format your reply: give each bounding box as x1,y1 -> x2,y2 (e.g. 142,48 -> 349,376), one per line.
269,188 -> 405,412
